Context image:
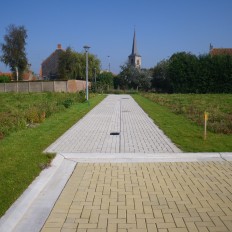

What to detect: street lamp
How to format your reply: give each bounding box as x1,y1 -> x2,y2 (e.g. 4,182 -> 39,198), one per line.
107,55 -> 110,72
15,66 -> 19,81
94,67 -> 96,84
83,45 -> 90,102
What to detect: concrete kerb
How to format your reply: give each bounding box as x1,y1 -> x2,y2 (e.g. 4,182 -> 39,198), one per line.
61,152 -> 232,163
220,152 -> 232,161
0,154 -> 76,232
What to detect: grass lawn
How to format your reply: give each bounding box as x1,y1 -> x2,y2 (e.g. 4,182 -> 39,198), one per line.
0,94 -> 105,217
133,94 -> 232,152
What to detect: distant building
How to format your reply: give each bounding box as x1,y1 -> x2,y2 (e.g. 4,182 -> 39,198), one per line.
0,70 -> 37,81
22,70 -> 37,81
209,44 -> 232,56
0,72 -> 12,78
41,44 -> 64,80
128,30 -> 141,69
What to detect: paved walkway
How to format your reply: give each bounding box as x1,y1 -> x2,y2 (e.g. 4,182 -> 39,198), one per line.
42,162 -> 232,232
45,95 -> 181,153
0,95 -> 232,232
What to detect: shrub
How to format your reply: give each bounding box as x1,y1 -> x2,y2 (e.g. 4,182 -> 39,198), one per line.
25,107 -> 40,123
0,75 -> 10,83
0,112 -> 26,137
62,99 -> 74,108
77,90 -> 86,103
38,101 -> 60,117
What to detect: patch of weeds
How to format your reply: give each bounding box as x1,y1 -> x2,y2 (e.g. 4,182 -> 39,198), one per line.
0,112 -> 26,137
77,90 -> 86,103
140,93 -> 232,134
62,99 -> 74,108
39,162 -> 51,170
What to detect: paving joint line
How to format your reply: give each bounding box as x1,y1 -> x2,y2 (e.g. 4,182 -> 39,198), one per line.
219,152 -> 228,162
58,153 -> 77,164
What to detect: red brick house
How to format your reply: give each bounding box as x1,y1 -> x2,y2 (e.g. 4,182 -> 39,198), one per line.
41,44 -> 64,80
210,47 -> 232,56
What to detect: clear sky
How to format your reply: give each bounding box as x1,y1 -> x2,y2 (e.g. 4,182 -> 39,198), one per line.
0,0 -> 232,74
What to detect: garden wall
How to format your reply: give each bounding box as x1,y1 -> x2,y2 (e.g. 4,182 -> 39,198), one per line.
0,80 -> 90,93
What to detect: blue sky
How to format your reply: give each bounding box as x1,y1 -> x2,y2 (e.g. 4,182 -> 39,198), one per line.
0,0 -> 232,74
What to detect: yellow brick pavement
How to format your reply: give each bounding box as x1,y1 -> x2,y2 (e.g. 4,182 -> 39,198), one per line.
41,162 -> 232,232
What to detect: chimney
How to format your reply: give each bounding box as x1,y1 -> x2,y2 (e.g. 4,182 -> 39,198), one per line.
57,44 -> 62,49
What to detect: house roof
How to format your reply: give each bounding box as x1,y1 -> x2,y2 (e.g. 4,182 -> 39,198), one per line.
41,44 -> 64,65
0,72 -> 12,77
210,48 -> 232,56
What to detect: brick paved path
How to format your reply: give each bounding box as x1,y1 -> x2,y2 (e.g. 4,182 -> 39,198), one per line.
42,162 -> 232,232
45,95 -> 181,153
41,95 -> 232,232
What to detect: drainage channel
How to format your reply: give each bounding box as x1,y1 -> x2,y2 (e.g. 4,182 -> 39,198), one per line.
109,97 -> 124,152
109,96 -> 129,152
110,132 -> 120,135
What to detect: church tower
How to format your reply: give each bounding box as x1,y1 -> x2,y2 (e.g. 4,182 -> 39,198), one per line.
128,30 -> 141,69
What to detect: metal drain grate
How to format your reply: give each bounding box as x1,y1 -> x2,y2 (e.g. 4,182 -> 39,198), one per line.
110,132 -> 120,135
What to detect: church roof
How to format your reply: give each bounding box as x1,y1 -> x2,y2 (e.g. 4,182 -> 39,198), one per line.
130,30 -> 141,57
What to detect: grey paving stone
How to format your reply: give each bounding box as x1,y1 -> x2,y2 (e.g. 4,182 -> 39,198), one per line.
45,95 -> 181,153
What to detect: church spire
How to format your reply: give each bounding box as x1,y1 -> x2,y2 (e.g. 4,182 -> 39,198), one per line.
128,29 -> 142,69
131,29 -> 139,56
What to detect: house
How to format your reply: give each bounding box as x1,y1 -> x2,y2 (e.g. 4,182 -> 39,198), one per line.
41,44 -> 64,80
209,45 -> 232,56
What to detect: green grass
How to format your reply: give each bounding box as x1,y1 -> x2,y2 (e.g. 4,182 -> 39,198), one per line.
0,92 -> 86,138
140,93 -> 232,134
0,94 -> 105,217
133,94 -> 232,152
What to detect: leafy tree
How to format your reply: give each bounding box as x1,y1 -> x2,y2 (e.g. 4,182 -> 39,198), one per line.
88,54 -> 101,81
117,63 -> 151,90
0,25 -> 28,80
58,47 -> 101,80
152,59 -> 172,93
97,71 -> 114,90
58,47 -> 80,80
198,54 -> 232,93
152,51 -> 232,93
168,52 -> 198,93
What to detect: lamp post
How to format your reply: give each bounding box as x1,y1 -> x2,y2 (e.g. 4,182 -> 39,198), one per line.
15,66 -> 19,81
107,55 -> 110,72
94,67 -> 96,84
83,45 -> 90,102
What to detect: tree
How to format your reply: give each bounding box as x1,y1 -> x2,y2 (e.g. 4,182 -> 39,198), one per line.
0,25 -> 28,80
58,47 -> 101,80
151,51 -> 232,94
58,47 -> 80,80
198,54 -> 232,93
96,71 -> 114,91
167,52 -> 198,93
152,59 -> 172,93
116,63 -> 151,90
